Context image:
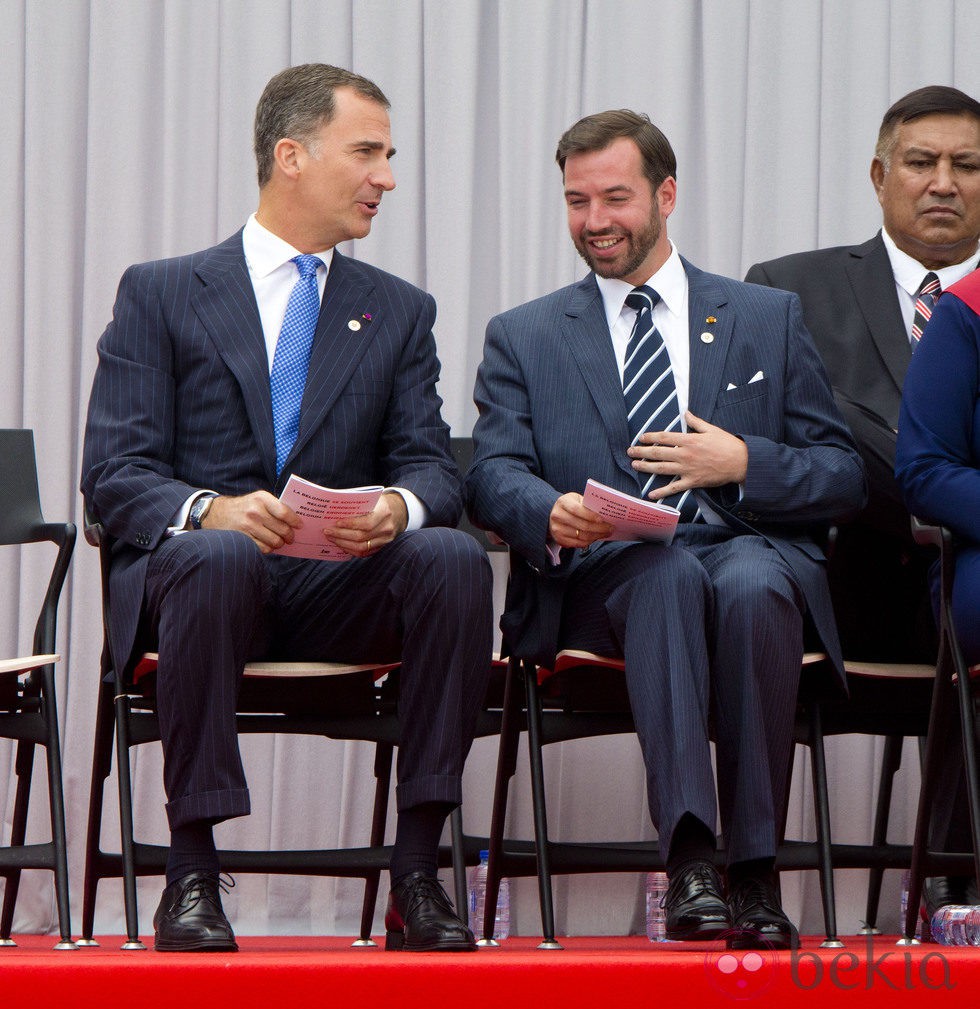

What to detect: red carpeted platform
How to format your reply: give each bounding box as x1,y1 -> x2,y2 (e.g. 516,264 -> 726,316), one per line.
1,934 -> 974,1008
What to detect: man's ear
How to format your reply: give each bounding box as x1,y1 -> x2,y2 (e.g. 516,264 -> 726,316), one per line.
656,176 -> 677,219
273,137 -> 304,180
870,158 -> 886,200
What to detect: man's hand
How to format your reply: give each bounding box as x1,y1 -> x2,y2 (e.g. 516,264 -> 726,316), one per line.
327,490 -> 408,558
548,493 -> 614,549
205,491 -> 302,553
627,411 -> 748,502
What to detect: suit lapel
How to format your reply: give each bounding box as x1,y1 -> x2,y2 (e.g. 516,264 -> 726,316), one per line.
685,260 -> 732,421
192,231 -> 278,483
845,233 -> 909,396
561,276 -> 637,485
292,251 -> 378,459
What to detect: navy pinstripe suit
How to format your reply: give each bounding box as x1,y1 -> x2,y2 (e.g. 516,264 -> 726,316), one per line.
465,260 -> 866,863
82,230 -> 492,829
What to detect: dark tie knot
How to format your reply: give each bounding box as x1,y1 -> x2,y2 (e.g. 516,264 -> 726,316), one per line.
918,272 -> 941,297
625,285 -> 661,314
292,254 -> 322,280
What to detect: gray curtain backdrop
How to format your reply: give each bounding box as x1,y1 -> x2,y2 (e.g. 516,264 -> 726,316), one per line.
1,0 -> 977,937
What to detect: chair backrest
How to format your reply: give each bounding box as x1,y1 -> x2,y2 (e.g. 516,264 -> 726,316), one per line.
0,430 -> 76,656
0,429 -> 46,545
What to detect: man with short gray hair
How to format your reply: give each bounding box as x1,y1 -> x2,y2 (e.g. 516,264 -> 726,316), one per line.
83,63 -> 491,953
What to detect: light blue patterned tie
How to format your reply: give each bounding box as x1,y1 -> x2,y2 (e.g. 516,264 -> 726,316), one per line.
271,254 -> 322,474
623,285 -> 700,522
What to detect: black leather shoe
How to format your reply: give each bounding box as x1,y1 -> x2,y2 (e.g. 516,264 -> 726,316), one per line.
923,876 -> 971,918
728,875 -> 797,950
663,861 -> 731,940
385,872 -> 477,952
153,871 -> 238,952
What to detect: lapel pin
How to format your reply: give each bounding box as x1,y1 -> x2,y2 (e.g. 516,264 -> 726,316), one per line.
348,319 -> 362,331
362,312 -> 373,321
706,316 -> 716,324
700,332 -> 714,344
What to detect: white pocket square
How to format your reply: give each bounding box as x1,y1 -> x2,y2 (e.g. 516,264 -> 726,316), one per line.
726,371 -> 764,391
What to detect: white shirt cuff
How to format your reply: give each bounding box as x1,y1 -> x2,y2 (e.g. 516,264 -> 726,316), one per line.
387,487 -> 427,531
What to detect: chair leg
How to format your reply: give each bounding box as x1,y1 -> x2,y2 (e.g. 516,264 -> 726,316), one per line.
482,657 -> 523,945
952,630 -> 980,887
39,665 -> 75,949
862,734 -> 903,933
807,702 -> 841,947
113,692 -> 146,949
523,661 -> 562,949
904,640 -> 955,942
80,680 -> 116,944
0,739 -> 33,942
449,806 -> 467,921
354,741 -> 393,946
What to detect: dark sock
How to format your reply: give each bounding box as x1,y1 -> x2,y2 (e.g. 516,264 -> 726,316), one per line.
727,857 -> 776,888
390,802 -> 454,888
166,820 -> 219,887
666,813 -> 717,876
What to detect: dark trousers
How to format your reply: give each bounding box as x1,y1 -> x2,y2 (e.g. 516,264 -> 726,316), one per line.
141,527 -> 493,829
558,527 -> 804,865
831,392 -> 936,663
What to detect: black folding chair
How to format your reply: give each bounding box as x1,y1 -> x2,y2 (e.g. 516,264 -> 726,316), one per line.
481,640 -> 839,948
80,508 -> 476,949
0,429 -> 76,950
902,519 -> 980,943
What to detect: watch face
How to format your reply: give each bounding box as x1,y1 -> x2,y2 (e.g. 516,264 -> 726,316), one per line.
190,497 -> 210,528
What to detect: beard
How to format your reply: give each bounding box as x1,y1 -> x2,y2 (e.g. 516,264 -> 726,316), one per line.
573,210 -> 662,280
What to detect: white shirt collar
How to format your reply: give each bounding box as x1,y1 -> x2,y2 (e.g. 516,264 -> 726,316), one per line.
242,213 -> 334,280
880,227 -> 979,296
594,241 -> 686,329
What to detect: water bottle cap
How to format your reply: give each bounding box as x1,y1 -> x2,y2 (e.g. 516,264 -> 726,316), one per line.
479,850 -> 489,860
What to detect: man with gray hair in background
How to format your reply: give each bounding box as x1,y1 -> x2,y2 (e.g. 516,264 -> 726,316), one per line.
747,85 -> 980,920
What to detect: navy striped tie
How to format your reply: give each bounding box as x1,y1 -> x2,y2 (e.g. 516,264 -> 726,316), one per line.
910,272 -> 940,352
623,286 -> 699,521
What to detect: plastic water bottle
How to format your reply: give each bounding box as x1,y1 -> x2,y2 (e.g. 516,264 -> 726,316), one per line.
645,871 -> 669,941
899,869 -> 912,935
931,905 -> 980,945
468,850 -> 510,941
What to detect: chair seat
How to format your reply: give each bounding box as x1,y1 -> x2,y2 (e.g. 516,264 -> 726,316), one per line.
131,652 -> 398,683
544,648 -> 827,682
843,660 -> 935,680
0,654 -> 59,676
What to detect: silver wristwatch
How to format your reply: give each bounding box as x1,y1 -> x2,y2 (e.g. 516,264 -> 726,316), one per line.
189,494 -> 216,530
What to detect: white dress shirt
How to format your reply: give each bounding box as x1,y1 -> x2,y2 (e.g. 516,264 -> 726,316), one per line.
881,228 -> 980,339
